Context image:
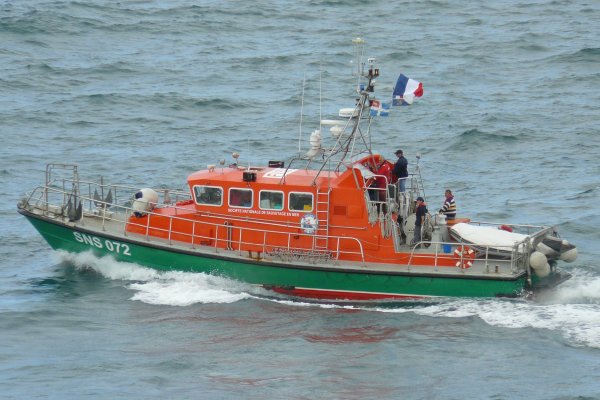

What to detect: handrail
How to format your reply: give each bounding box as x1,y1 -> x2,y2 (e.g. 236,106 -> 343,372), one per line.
406,238 -> 531,272
22,182 -> 546,271
22,184 -> 366,264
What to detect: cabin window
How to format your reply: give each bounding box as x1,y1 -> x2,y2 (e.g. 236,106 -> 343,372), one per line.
229,188 -> 253,208
193,185 -> 222,206
259,190 -> 284,210
289,192 -> 313,212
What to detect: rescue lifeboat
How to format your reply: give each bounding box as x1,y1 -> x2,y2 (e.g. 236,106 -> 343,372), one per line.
17,39 -> 576,300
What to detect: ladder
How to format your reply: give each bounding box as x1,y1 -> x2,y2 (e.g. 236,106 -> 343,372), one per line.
314,188 -> 331,250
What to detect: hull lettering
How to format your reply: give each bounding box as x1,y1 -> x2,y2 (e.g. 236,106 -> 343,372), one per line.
73,232 -> 131,256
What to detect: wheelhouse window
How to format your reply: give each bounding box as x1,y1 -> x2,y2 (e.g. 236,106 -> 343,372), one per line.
193,185 -> 222,206
259,190 -> 284,210
289,192 -> 313,212
229,188 -> 253,208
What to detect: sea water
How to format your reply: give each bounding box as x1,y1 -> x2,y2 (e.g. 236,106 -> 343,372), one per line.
1,1 -> 600,399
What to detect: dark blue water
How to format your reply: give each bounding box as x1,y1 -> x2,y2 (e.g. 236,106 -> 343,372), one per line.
2,1 -> 600,398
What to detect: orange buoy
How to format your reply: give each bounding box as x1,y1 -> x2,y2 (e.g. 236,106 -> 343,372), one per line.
499,224 -> 513,232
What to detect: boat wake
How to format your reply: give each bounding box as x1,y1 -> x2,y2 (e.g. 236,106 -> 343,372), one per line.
543,269 -> 600,304
372,270 -> 600,349
55,251 -> 600,348
55,251 -> 254,306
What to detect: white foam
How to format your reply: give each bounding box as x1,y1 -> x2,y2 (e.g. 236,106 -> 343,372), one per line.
54,251 -> 600,347
56,250 -> 160,281
129,273 -> 252,306
550,271 -> 600,303
376,295 -> 600,349
367,270 -> 600,348
55,250 -> 253,306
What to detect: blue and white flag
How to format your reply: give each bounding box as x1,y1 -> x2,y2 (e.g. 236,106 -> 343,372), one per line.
392,74 -> 423,106
370,100 -> 390,117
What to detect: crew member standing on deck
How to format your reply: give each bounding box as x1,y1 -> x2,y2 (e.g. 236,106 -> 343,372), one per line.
439,189 -> 457,220
375,157 -> 392,202
413,196 -> 427,247
392,149 -> 408,192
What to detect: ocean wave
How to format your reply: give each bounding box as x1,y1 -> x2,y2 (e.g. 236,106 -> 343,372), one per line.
129,277 -> 251,306
65,120 -> 100,127
0,3 -> 205,36
547,270 -> 600,304
570,47 -> 600,62
303,326 -> 399,344
565,186 -> 599,200
448,128 -> 522,150
0,77 -> 35,90
517,43 -> 548,53
552,47 -> 600,64
459,128 -> 520,140
54,251 -> 254,306
20,61 -> 140,78
83,61 -> 139,75
0,13 -> 48,35
56,92 -> 248,113
51,249 -> 600,348
22,39 -> 50,48
230,54 -> 297,68
56,2 -> 290,34
0,8 -> 106,35
375,288 -> 600,349
262,280 -> 600,349
308,0 -> 369,7
557,216 -> 600,244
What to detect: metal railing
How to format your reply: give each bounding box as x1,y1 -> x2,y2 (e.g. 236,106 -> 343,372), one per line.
22,183 -> 366,264
21,168 -> 553,273
404,239 -> 532,274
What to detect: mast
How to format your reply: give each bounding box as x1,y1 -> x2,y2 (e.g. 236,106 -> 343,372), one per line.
310,38 -> 380,178
286,37 -> 391,189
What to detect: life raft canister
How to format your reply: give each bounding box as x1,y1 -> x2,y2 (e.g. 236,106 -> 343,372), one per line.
454,245 -> 475,269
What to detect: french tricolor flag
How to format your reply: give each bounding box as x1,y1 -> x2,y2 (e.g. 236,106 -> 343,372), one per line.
392,74 -> 423,106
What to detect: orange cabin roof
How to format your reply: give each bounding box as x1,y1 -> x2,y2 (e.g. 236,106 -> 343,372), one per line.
187,165 -> 361,189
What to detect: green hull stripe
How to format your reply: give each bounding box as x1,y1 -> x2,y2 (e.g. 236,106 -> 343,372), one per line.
20,211 -> 527,298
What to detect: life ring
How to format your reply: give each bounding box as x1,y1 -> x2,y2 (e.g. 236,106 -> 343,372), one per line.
454,245 -> 475,269
357,154 -> 385,190
300,213 -> 318,234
